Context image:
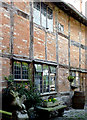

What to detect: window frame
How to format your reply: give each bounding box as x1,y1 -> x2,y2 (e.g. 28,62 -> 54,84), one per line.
33,2 -> 53,32
13,60 -> 29,81
34,63 -> 57,94
58,23 -> 64,33
70,70 -> 80,87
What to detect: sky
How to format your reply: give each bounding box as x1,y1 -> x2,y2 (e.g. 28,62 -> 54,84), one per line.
63,0 -> 87,16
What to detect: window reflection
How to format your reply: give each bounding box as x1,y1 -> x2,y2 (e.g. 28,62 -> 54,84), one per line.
34,64 -> 56,93
22,62 -> 28,79
47,7 -> 53,32
43,65 -> 49,92
41,3 -> 47,28
70,71 -> 79,86
35,72 -> 42,93
49,66 -> 56,92
33,2 -> 40,25
14,61 -> 21,79
58,23 -> 64,33
33,2 -> 53,32
14,61 -> 29,80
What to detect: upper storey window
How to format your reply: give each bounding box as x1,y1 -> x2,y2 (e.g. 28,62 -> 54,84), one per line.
33,2 -> 40,25
58,23 -> 64,33
33,2 -> 53,32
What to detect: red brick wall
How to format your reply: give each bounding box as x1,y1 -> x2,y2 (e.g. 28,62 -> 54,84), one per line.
70,17 -> 80,43
81,49 -> 85,69
13,1 -> 29,14
58,35 -> 68,65
1,2 -> 86,93
70,45 -> 79,68
58,67 -> 69,92
2,58 -> 10,88
81,24 -> 85,45
13,14 -> 30,57
34,26 -> 45,60
47,33 -> 56,62
2,7 -> 10,54
58,9 -> 68,36
2,0 -> 10,4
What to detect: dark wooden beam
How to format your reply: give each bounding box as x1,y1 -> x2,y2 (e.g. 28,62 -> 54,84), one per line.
68,16 -> 70,69
29,2 -> 33,60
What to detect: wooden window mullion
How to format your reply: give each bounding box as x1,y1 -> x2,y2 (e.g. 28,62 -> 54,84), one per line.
21,62 -> 22,80
42,65 -> 43,93
40,2 -> 42,26
46,7 -> 48,29
48,66 -> 50,93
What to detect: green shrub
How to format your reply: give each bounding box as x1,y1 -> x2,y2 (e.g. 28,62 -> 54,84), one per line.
3,75 -> 42,111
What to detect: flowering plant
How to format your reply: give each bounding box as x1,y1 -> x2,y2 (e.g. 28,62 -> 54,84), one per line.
43,97 -> 56,103
68,75 -> 75,82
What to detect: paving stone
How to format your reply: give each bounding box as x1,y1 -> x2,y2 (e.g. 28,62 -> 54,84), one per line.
50,109 -> 86,120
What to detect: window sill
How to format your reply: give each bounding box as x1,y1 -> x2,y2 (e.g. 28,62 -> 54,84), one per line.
58,31 -> 69,39
14,79 -> 29,82
40,91 -> 57,96
34,23 -> 54,35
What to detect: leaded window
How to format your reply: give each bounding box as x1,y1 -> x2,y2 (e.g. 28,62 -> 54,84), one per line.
58,23 -> 64,33
33,2 -> 53,32
34,64 -> 56,93
33,2 -> 40,25
14,61 -> 29,80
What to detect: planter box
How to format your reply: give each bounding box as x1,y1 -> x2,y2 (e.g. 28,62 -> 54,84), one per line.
42,101 -> 59,108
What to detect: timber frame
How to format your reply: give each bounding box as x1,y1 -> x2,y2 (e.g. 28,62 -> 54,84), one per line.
0,1 -> 87,95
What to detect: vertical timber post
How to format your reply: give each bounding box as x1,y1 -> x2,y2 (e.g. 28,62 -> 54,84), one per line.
29,2 -> 33,60
85,1 -> 87,112
55,8 -> 59,94
10,0 -> 14,75
68,16 -> 71,91
29,2 -> 34,84
68,16 -> 70,70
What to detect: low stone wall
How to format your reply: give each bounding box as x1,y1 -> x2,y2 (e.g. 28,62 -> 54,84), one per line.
59,91 -> 73,108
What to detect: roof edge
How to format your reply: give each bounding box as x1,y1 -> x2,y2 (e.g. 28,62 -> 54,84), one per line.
54,1 -> 87,26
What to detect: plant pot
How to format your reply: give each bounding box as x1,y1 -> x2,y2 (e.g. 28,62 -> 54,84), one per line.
42,101 -> 59,108
68,79 -> 74,82
68,76 -> 74,82
71,85 -> 78,90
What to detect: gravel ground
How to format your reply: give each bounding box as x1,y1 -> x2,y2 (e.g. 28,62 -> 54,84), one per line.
51,109 -> 87,120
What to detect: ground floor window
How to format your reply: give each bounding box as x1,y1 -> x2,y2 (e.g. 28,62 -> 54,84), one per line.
34,64 -> 56,93
13,61 -> 29,80
70,71 -> 80,87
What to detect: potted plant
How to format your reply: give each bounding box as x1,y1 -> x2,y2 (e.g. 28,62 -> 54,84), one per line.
68,75 -> 75,82
42,97 -> 59,108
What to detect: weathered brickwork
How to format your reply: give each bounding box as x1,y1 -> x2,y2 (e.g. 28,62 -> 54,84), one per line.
2,8 -> 10,54
58,67 -> 69,92
70,17 -> 80,43
2,0 -> 10,4
47,33 -> 56,62
1,1 -> 87,94
58,35 -> 68,65
70,45 -> 79,68
14,1 -> 29,14
81,24 -> 85,45
13,14 -> 30,57
81,49 -> 85,69
2,58 -> 10,88
58,9 -> 68,36
34,26 -> 45,60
